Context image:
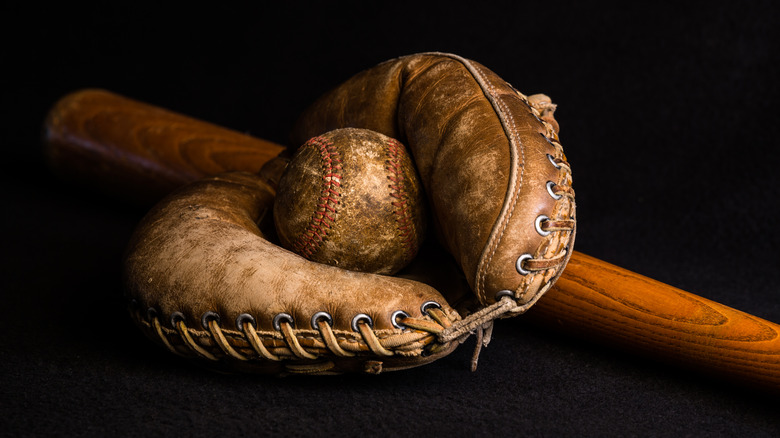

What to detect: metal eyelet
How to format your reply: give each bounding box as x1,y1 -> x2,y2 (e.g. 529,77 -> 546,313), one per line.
146,307 -> 158,321
235,313 -> 256,331
391,310 -> 410,329
420,301 -> 442,316
311,311 -> 333,329
535,215 -> 551,236
170,311 -> 186,327
547,153 -> 561,169
495,290 -> 515,301
516,254 -> 533,275
546,181 -> 562,200
351,314 -> 373,332
201,311 -> 220,330
273,313 -> 294,331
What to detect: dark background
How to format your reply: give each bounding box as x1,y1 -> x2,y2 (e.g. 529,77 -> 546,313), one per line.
3,1 -> 779,436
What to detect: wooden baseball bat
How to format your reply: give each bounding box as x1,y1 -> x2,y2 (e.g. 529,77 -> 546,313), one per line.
44,89 -> 780,392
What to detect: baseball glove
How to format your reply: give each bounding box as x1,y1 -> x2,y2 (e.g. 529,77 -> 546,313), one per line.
123,53 -> 576,374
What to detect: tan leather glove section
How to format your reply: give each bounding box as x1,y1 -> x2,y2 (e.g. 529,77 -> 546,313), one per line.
292,53 -> 576,308
124,172 -> 460,374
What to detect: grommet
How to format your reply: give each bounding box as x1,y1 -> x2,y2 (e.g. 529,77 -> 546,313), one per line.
273,313 -> 294,331
146,307 -> 158,321
535,215 -> 551,236
201,311 -> 220,330
235,313 -> 256,331
546,181 -> 562,200
420,301 -> 442,316
547,153 -> 561,169
351,314 -> 373,332
311,311 -> 333,329
391,310 -> 410,329
516,254 -> 533,275
495,290 -> 515,301
170,311 -> 186,327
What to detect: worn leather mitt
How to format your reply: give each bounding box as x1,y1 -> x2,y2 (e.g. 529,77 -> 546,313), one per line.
124,53 -> 576,375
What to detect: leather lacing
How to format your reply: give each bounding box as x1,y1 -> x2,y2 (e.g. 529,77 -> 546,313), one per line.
481,90 -> 576,292
436,95 -> 577,370
135,303 -> 454,371
143,298 -> 542,373
502,132 -> 574,285
133,91 -> 576,374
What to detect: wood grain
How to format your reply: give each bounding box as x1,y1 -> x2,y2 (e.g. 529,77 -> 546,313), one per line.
44,89 -> 780,391
44,89 -> 285,204
528,252 -> 780,391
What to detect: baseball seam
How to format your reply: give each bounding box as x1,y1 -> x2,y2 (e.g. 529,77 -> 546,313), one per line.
386,138 -> 418,260
291,136 -> 342,258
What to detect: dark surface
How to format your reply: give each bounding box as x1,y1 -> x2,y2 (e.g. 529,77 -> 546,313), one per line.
3,2 -> 779,436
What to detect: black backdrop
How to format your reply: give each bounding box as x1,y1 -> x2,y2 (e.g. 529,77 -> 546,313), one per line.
3,2 -> 779,436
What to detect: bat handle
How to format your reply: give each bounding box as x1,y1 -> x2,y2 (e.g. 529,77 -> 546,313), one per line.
44,89 -> 287,205
527,251 -> 780,392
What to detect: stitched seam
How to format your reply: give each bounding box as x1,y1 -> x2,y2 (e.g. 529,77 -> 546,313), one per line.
291,136 -> 342,258
423,54 -> 527,301
420,54 -> 573,301
468,63 -> 524,302
408,54 -> 562,301
386,138 -> 418,259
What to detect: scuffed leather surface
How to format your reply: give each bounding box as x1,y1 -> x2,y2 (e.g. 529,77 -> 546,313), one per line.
274,128 -> 426,275
121,52 -> 575,374
123,171 -> 460,374
293,53 -> 576,306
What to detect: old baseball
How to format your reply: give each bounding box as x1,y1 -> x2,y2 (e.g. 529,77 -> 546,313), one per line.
274,128 -> 427,275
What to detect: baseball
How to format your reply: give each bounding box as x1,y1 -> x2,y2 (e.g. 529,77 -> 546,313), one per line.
274,128 -> 427,275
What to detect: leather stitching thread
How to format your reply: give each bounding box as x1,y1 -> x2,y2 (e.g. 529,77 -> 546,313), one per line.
291,136 -> 342,258
136,306 -> 453,367
386,138 -> 418,260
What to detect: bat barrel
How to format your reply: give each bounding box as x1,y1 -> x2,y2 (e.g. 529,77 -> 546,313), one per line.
527,252 -> 780,392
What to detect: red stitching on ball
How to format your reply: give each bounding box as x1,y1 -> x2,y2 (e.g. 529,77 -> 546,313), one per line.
385,139 -> 418,260
291,137 -> 342,258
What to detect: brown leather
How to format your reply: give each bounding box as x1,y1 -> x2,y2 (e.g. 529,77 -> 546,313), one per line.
124,171 -> 462,374
293,53 -> 576,309
122,52 -> 575,374
274,128 -> 427,275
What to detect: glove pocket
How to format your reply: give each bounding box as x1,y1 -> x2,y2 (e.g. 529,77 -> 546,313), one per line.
124,172 -> 461,375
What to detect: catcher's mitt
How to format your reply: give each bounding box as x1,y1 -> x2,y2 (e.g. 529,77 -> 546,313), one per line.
124,53 -> 576,374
